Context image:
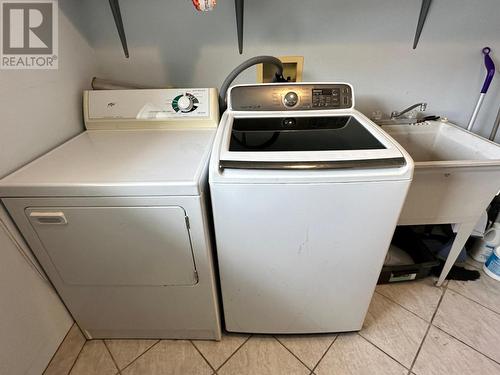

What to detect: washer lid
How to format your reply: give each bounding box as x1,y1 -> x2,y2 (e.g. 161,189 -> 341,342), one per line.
0,129 -> 215,197
219,112 -> 406,170
229,115 -> 385,151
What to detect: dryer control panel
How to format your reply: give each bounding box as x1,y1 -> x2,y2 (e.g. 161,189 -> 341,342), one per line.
229,83 -> 353,111
87,89 -> 211,120
83,88 -> 219,130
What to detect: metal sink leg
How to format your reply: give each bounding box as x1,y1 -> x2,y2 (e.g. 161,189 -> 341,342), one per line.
436,220 -> 477,286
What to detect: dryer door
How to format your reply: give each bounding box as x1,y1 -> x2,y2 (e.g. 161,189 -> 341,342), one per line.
25,206 -> 197,286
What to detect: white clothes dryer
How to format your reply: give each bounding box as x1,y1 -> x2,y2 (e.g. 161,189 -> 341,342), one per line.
0,88 -> 221,340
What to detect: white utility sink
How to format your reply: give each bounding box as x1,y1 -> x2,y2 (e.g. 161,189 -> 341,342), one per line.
381,120 -> 500,285
383,121 -> 500,164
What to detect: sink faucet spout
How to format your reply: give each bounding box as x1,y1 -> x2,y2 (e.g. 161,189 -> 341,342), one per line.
391,102 -> 427,119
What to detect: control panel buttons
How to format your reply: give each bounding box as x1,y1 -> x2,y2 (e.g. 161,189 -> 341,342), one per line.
312,88 -> 342,108
283,91 -> 299,107
172,93 -> 199,113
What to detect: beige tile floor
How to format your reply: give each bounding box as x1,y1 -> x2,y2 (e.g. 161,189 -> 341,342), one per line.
43,263 -> 500,375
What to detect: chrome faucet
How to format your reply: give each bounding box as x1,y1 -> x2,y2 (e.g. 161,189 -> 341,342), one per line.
391,102 -> 427,119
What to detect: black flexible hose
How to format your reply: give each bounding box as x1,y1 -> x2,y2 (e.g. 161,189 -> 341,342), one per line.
219,56 -> 284,113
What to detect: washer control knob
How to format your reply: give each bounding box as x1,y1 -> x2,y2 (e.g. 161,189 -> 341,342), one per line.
283,91 -> 299,107
177,95 -> 193,112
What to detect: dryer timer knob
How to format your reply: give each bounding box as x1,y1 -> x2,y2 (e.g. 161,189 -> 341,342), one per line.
177,95 -> 194,112
283,91 -> 299,107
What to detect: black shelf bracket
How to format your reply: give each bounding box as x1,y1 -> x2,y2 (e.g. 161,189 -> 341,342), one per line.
413,0 -> 432,49
235,0 -> 244,54
109,0 -> 129,58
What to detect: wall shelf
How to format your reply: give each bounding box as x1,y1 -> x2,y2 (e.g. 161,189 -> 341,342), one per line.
107,0 -> 432,59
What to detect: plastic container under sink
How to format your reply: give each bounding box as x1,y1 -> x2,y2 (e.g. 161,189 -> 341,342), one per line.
471,223 -> 500,263
484,247 -> 500,281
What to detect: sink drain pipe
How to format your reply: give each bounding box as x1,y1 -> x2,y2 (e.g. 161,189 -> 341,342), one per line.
467,47 -> 495,132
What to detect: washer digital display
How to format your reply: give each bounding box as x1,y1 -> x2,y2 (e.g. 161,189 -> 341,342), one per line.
312,88 -> 341,108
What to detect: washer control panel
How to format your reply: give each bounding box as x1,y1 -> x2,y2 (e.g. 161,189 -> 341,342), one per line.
230,84 -> 353,111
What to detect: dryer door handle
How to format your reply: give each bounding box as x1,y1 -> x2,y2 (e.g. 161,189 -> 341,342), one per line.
29,211 -> 68,225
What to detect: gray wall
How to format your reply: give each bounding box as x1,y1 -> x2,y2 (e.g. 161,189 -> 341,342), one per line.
0,2 -> 98,373
0,1 -> 96,177
81,0 -> 500,138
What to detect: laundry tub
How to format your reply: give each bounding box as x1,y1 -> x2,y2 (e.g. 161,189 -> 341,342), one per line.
381,120 -> 500,285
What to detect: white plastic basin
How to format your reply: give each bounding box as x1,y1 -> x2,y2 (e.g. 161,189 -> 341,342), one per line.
381,121 -> 500,225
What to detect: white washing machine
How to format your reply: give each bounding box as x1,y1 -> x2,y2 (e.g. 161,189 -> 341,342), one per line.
209,83 -> 414,334
0,88 -> 222,340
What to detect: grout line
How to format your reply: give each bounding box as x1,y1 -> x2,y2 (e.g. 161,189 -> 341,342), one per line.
117,339 -> 161,373
360,279 -> 450,371
430,324 -> 500,367
412,278 -> 500,369
373,291 -> 430,323
66,337 -> 88,375
213,334 -> 253,372
407,279 -> 448,373
274,335 -> 320,371
356,332 -> 411,370
430,282 -> 500,366
310,335 -> 338,374
102,340 -> 122,375
446,285 -> 500,318
42,323 -> 79,375
430,283 -> 500,366
190,340 -> 217,373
